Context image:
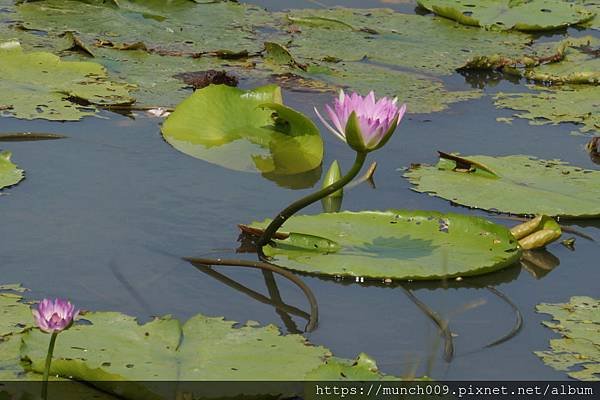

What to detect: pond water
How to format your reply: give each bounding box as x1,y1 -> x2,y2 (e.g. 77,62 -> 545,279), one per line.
1,0 -> 599,381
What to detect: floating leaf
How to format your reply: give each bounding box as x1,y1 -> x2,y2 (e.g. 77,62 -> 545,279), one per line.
21,310 -> 398,398
4,0 -> 271,107
0,44 -> 134,121
250,210 -> 520,280
405,153 -> 600,218
16,0 -> 270,56
575,0 -> 600,30
0,286 -> 31,337
161,84 -> 323,176
495,86 -> 600,135
0,151 -> 24,191
2,1 -> 530,114
281,8 -> 530,76
416,0 -> 594,31
263,7 -> 529,112
461,36 -> 600,85
522,37 -> 600,84
536,296 -> 600,381
305,353 -> 399,380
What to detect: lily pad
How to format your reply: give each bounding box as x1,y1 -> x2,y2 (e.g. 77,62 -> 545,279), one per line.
20,311 -> 398,398
161,84 -> 324,175
0,43 -> 134,121
576,0 -> 600,30
0,151 -> 24,191
250,210 -> 521,280
16,0 -> 270,55
0,285 -> 31,337
535,296 -> 600,381
494,86 -> 600,135
279,8 -> 530,76
461,36 -> 600,85
404,153 -> 600,217
2,1 -> 531,114
416,0 -> 594,31
523,37 -> 600,84
3,0 -> 271,108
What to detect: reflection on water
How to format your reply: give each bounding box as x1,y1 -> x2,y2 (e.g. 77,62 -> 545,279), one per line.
521,249 -> 560,279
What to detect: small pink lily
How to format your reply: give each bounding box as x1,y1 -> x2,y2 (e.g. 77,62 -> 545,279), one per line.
315,90 -> 406,153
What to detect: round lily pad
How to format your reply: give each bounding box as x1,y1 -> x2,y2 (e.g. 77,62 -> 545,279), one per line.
251,210 -> 521,280
416,0 -> 595,31
0,151 -> 24,190
405,153 -> 600,218
161,84 -> 324,176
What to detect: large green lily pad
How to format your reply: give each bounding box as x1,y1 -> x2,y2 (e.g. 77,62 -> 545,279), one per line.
416,0 -> 594,31
0,151 -> 24,191
21,311 -> 397,398
161,84 -> 324,175
250,210 -> 521,280
0,43 -> 133,121
535,296 -> 600,381
0,284 -> 403,395
495,86 -> 600,136
405,153 -> 600,218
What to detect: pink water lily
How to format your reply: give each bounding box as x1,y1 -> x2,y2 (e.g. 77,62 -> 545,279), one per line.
32,298 -> 79,333
315,90 -> 406,152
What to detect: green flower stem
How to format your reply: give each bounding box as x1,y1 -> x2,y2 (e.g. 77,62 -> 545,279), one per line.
42,331 -> 58,400
257,151 -> 368,248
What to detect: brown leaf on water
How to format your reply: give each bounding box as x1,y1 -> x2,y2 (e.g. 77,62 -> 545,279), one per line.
173,70 -> 239,90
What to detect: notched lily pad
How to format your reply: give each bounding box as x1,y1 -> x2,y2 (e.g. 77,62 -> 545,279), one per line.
494,86 -> 600,135
20,310 -> 399,398
416,0 -> 595,31
0,151 -> 24,191
0,43 -> 134,121
161,84 -> 323,176
405,153 -> 600,218
250,210 -> 521,281
536,296 -> 600,381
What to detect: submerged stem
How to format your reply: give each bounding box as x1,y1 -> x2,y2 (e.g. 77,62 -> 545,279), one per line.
42,331 -> 59,400
257,151 -> 367,248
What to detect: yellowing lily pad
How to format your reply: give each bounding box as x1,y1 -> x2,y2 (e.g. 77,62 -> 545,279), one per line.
250,210 -> 521,280
536,296 -> 600,381
0,43 -> 133,121
405,153 -> 600,218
